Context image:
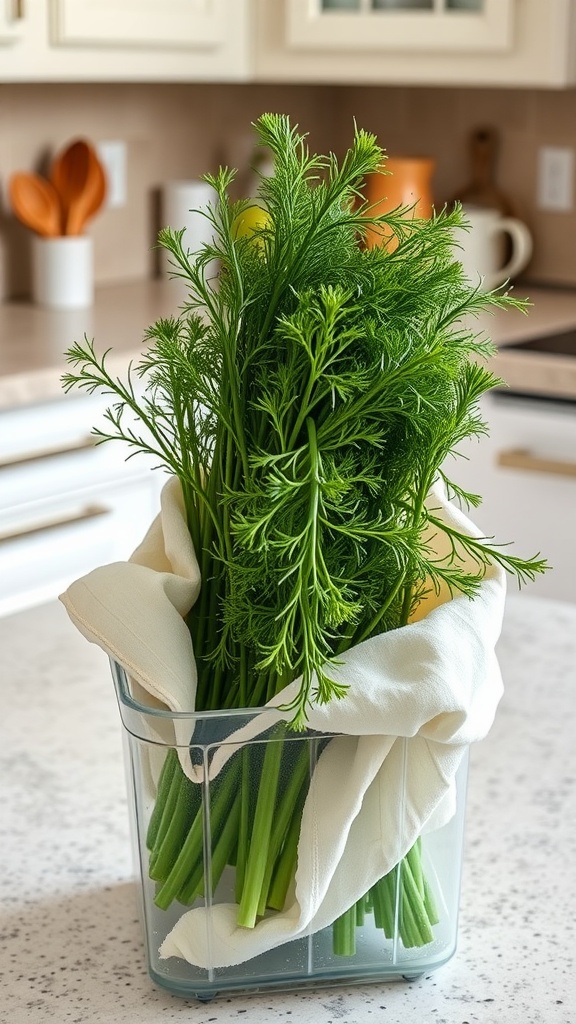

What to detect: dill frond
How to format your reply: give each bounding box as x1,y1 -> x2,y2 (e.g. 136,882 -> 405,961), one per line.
63,112 -> 548,727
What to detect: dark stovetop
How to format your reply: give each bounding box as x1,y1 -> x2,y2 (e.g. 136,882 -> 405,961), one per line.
501,327 -> 576,356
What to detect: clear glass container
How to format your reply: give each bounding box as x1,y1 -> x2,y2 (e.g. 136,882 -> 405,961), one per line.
112,661 -> 469,1002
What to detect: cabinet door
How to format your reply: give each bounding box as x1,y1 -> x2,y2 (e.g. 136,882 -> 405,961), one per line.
255,0 -> 576,87
0,0 -> 249,82
51,0 -> 226,49
287,0 -> 513,54
0,0 -> 24,43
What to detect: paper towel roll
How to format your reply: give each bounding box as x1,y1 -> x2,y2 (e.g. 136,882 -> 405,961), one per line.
161,180 -> 217,279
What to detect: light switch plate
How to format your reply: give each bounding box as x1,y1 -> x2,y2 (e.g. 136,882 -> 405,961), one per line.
96,140 -> 127,209
537,147 -> 574,212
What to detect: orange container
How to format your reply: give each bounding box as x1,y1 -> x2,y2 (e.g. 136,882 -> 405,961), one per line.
364,156 -> 435,250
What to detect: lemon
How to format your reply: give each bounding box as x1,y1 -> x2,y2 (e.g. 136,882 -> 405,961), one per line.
232,205 -> 271,249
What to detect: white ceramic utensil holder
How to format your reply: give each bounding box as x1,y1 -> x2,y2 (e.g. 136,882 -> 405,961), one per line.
32,236 -> 94,310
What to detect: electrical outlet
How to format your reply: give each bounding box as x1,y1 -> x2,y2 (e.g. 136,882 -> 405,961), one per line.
537,146 -> 574,212
96,140 -> 127,209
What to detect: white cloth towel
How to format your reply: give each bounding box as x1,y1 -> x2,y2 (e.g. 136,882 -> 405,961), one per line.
60,475 -> 506,969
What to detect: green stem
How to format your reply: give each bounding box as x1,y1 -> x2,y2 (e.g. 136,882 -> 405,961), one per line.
237,726 -> 286,928
423,870 -> 440,926
406,838 -> 425,898
234,747 -> 251,904
371,873 -> 394,938
256,743 -> 310,917
154,757 -> 240,911
146,748 -> 178,851
399,854 -> 434,947
148,760 -> 188,874
266,782 -> 306,913
149,769 -> 198,882
196,789 -> 241,898
340,567 -> 407,650
332,903 -> 356,957
400,471 -> 435,628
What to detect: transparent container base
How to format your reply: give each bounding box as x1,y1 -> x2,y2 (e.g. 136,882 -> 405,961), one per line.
112,661 -> 468,1002
146,899 -> 457,1001
141,838 -> 461,1000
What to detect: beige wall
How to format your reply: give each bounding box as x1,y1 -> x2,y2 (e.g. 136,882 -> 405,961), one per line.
1,80 -> 576,299
0,82 -> 340,299
339,85 -> 576,288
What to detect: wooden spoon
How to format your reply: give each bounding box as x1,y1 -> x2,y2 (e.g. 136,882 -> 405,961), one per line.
66,148 -> 107,235
51,139 -> 107,235
8,172 -> 62,237
81,149 -> 107,223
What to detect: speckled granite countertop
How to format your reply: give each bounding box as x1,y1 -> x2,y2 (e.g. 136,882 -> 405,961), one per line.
2,281 -> 576,410
1,595 -> 574,1024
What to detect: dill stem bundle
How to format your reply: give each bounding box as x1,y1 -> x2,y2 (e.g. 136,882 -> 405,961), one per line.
63,114 -> 547,952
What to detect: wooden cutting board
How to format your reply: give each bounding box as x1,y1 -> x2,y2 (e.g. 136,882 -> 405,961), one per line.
451,126 -> 515,216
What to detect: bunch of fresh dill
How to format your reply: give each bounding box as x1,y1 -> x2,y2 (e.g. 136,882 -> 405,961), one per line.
62,114 -> 546,945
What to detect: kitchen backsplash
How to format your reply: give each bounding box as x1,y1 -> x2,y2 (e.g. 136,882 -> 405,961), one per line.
1,80 -> 576,300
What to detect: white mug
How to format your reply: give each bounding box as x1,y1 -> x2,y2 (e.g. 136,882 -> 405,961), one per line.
452,206 -> 533,292
161,180 -> 217,281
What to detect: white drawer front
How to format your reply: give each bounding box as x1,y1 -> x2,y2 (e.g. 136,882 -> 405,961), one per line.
0,440 -> 161,512
0,394 -> 112,461
449,396 -> 576,604
0,476 -> 160,618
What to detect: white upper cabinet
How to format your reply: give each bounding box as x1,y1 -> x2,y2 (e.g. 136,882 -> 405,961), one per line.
0,2 -> 24,45
286,0 -> 513,55
254,0 -> 576,88
52,0 -> 226,50
1,0 -> 576,86
0,0 -> 249,81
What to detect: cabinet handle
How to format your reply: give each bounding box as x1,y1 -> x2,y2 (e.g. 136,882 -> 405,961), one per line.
0,504 -> 109,545
0,436 -> 96,470
497,448 -> 576,479
13,0 -> 24,18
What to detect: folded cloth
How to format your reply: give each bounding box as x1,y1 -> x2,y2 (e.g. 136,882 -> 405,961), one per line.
60,475 -> 506,969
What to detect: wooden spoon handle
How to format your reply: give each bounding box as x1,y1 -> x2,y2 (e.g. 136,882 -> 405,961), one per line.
468,126 -> 498,186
